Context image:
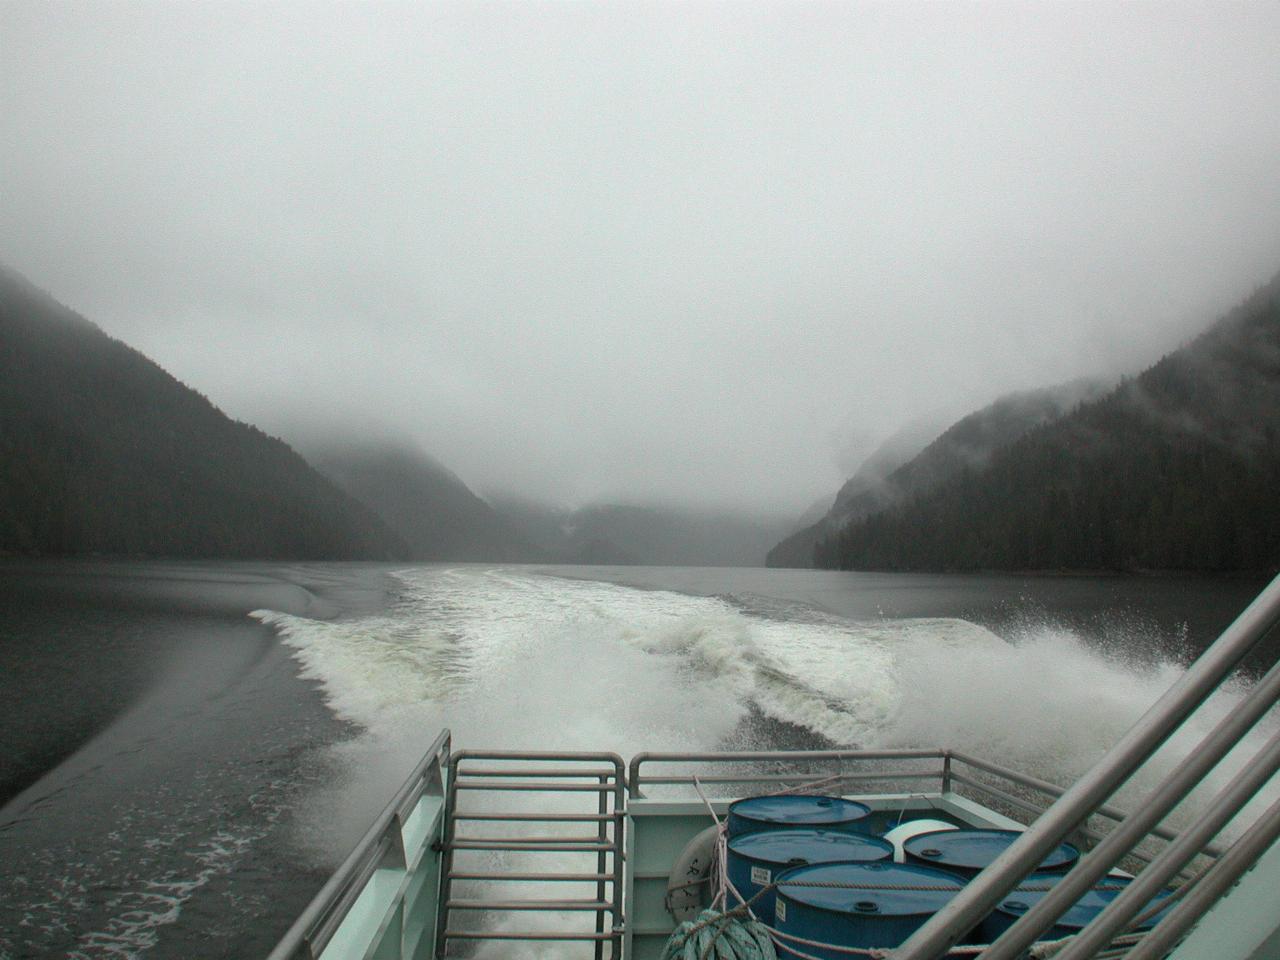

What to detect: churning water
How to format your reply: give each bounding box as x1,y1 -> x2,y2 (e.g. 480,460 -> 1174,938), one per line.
256,567 -> 1275,956
0,562 -> 1271,959
270,567 -> 1267,806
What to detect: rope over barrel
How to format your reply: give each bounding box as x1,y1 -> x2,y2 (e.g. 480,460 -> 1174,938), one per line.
658,776 -> 1175,960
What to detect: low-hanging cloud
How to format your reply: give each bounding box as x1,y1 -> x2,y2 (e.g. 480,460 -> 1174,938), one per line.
3,1 -> 1279,514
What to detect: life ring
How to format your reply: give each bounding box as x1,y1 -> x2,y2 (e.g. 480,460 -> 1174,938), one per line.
665,825 -> 720,922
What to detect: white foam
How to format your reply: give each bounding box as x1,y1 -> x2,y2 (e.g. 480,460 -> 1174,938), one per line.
260,567 -> 1276,801
256,566 -> 1277,953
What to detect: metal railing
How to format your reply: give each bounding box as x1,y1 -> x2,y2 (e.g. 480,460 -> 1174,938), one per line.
891,572 -> 1280,960
267,574 -> 1280,960
629,747 -> 947,798
628,747 -> 1216,873
435,750 -> 627,958
266,728 -> 452,960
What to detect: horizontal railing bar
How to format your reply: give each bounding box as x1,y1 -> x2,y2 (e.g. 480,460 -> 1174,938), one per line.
947,772 -> 1047,820
453,812 -> 618,822
452,834 -> 613,845
948,772 -> 1213,868
948,773 -> 1162,869
948,771 -> 1166,869
455,767 -> 619,778
449,840 -> 616,852
453,749 -> 626,761
948,750 -> 1073,795
446,898 -> 612,911
950,751 -> 1222,855
637,769 -> 942,786
455,781 -> 616,792
630,748 -> 947,796
633,748 -> 946,763
444,929 -> 617,941
448,871 -> 614,882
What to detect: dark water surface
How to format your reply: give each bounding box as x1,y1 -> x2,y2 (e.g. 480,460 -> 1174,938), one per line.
0,562 -> 391,960
0,561 -> 1270,959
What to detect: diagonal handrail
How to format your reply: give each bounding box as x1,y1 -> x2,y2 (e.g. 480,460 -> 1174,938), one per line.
1052,725 -> 1280,960
1124,791 -> 1280,960
890,573 -> 1280,960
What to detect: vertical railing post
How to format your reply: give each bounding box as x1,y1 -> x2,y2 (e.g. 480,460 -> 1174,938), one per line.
595,772 -> 607,960
941,751 -> 952,794
613,759 -> 626,957
433,751 -> 459,960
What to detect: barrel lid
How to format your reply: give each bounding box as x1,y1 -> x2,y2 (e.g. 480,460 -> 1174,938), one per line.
994,873 -> 1172,931
728,828 -> 893,867
904,829 -> 1078,872
776,861 -> 963,917
729,795 -> 870,827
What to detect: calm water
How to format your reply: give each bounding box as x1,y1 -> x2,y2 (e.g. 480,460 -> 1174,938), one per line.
0,561 -> 1270,959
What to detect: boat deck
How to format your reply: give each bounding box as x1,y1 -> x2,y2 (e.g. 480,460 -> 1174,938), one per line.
265,738 -> 1280,960
267,574 -> 1280,959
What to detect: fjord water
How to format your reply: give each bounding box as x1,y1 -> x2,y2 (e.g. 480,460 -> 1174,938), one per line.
0,562 -> 1270,959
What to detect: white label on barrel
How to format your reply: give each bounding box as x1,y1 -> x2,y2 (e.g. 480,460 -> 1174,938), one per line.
751,866 -> 771,885
776,899 -> 787,923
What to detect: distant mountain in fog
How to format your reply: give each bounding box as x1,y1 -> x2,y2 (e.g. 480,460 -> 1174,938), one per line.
0,265 -> 405,560
495,499 -> 792,567
767,418 -> 943,568
768,380 -> 1107,567
814,271 -> 1280,573
307,444 -> 541,561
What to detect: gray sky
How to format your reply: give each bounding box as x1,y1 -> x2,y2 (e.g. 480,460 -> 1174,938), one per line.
4,1 -> 1280,515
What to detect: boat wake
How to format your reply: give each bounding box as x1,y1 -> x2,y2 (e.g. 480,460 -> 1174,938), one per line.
255,568 -> 1273,860
251,566 -> 1279,957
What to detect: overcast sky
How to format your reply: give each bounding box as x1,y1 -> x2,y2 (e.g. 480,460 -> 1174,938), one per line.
4,1 -> 1280,515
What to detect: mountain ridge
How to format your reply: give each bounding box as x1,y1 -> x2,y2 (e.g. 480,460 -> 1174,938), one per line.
305,442 -> 542,562
0,264 -> 406,560
813,271 -> 1280,573
768,380 -> 1107,567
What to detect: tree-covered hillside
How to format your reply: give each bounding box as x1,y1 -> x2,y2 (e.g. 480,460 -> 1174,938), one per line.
769,381 -> 1105,568
815,274 -> 1280,573
0,265 -> 405,559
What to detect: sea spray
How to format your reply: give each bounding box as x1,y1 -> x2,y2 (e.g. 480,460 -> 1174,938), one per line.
256,566 -> 1278,955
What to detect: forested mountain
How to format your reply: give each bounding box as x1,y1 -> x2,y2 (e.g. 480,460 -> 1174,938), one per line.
496,499 -> 792,567
815,273 -> 1280,573
767,419 -> 941,567
307,443 -> 541,561
0,265 -> 405,559
768,381 -> 1105,567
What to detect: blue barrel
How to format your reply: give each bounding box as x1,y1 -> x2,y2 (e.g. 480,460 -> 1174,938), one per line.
773,861 -> 965,956
980,873 -> 1174,945
726,795 -> 872,838
727,829 -> 893,925
904,829 -> 1079,878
